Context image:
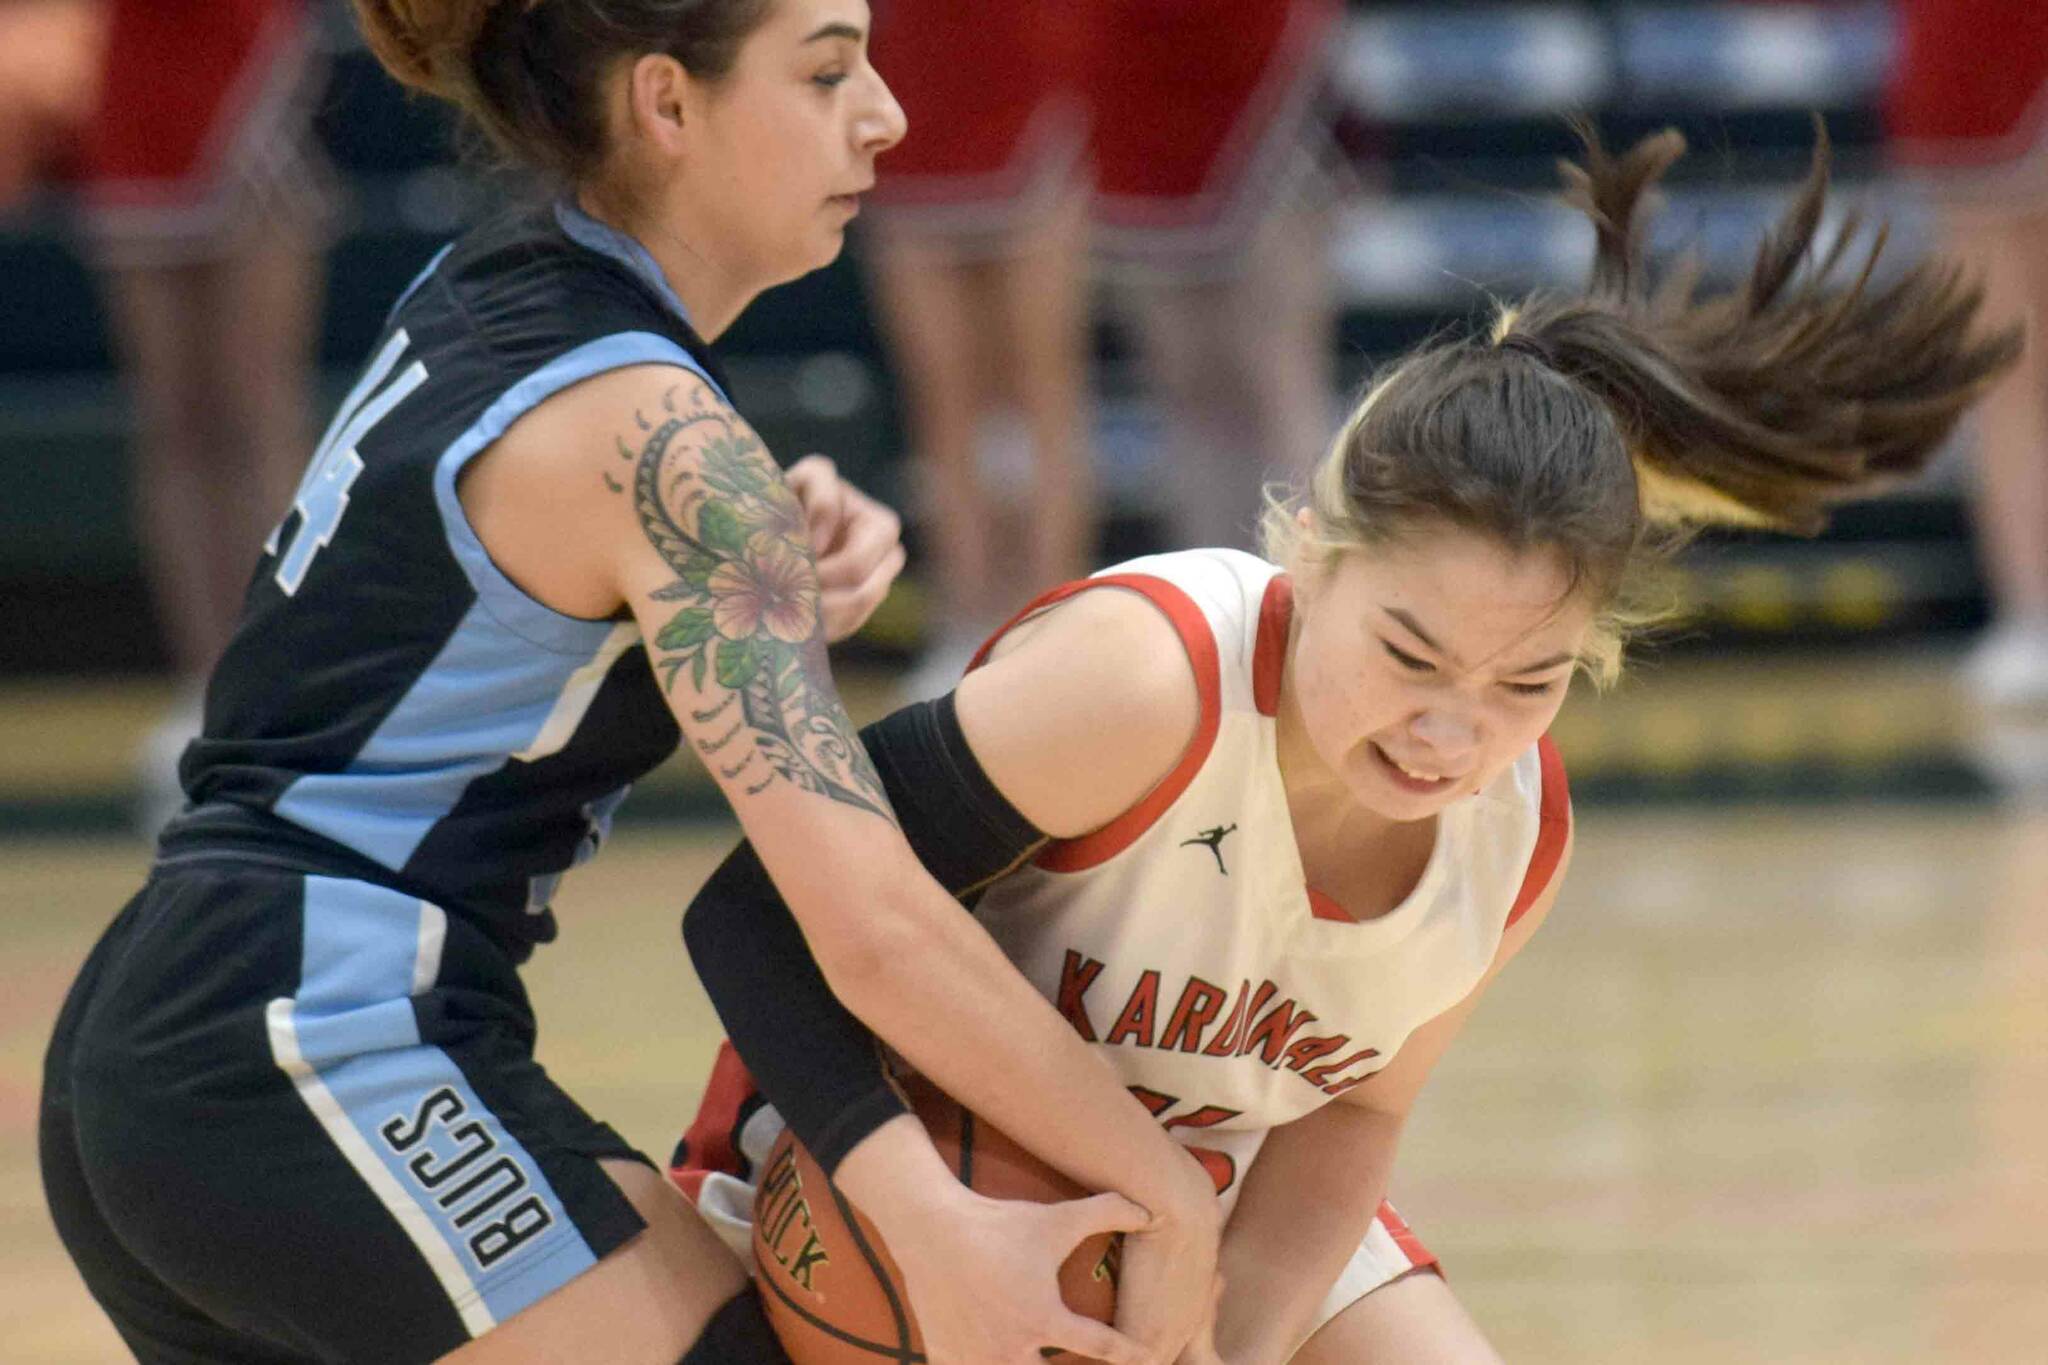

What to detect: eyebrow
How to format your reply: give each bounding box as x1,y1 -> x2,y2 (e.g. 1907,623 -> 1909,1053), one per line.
1382,606 -> 1573,675
803,22 -> 865,43
1383,608 -> 1442,653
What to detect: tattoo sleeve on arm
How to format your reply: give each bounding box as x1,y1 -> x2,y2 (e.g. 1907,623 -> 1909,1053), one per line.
619,380 -> 894,822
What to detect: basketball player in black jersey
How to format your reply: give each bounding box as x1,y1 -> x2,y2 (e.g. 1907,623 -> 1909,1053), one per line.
37,3 -> 1220,1362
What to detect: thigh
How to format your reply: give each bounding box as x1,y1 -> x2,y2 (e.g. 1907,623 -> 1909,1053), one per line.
443,1158 -> 750,1362
1291,1267 -> 1502,1365
65,866 -> 730,1364
99,264 -> 215,435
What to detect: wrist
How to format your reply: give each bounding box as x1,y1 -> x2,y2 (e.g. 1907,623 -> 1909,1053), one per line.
1147,1152 -> 1224,1237
831,1113 -> 972,1237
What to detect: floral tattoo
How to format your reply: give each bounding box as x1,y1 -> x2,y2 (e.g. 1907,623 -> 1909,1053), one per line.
619,380 -> 891,821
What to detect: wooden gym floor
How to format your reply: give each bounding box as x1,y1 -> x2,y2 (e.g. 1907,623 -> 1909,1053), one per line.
3,656 -> 2045,1362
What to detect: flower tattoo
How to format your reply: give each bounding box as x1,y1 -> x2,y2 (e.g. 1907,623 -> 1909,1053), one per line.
707,539 -> 819,644
619,380 -> 890,821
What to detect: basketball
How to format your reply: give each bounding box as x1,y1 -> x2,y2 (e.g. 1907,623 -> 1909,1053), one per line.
751,1075 -> 1120,1364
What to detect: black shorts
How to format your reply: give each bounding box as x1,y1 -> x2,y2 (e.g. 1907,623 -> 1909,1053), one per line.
39,857 -> 651,1363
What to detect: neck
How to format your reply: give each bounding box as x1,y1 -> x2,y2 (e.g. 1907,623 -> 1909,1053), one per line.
575,184 -> 759,341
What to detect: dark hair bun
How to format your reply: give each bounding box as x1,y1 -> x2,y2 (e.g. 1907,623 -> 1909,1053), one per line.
351,0 -> 496,100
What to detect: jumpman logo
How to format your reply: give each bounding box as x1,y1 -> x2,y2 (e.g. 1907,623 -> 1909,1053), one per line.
1180,824 -> 1238,876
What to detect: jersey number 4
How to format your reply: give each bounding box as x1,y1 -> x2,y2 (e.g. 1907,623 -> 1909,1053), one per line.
267,330 -> 429,595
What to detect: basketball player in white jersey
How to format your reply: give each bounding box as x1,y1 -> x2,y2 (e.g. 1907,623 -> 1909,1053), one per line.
678,127 -> 2019,1361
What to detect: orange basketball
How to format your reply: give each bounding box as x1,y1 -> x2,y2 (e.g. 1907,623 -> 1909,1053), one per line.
752,1075 -> 1120,1364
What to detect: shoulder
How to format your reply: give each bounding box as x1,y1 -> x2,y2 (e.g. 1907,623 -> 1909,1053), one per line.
1089,549 -> 1282,646
457,363 -> 749,617
972,580 -> 1202,742
1490,735 -> 1572,932
956,580 -> 1207,840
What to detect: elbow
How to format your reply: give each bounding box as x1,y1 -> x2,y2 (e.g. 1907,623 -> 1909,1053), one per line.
797,861 -> 938,1014
805,884 -> 924,1010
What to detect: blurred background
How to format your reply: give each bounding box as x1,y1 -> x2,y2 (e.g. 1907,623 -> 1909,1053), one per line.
3,1 -> 2044,1361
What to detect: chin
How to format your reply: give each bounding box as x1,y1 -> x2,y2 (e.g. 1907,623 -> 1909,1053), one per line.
1347,776 -> 1442,825
757,233 -> 842,289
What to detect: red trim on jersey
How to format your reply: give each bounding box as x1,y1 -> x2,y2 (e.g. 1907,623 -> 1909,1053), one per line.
1507,736 -> 1571,930
670,1041 -> 757,1202
1252,573 -> 1293,718
1306,888 -> 1354,924
1376,1199 -> 1440,1272
970,573 -> 1223,873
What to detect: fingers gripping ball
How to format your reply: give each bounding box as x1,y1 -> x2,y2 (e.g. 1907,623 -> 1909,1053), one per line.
753,1077 -> 1119,1363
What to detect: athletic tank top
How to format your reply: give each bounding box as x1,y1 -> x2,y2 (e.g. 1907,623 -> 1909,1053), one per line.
166,199 -> 732,961
966,549 -> 1570,1203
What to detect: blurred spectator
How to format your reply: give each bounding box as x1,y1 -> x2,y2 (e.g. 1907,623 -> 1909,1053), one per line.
74,0 -> 339,828
866,0 -> 1346,696
1888,0 -> 2048,709
1094,0 -> 1347,555
863,0 -> 1096,696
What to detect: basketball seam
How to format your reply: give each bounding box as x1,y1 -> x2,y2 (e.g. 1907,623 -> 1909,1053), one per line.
757,1264 -> 921,1362
824,1175 -> 920,1360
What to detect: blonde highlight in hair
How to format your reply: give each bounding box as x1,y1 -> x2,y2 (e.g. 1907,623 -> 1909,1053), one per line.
1266,121 -> 2021,687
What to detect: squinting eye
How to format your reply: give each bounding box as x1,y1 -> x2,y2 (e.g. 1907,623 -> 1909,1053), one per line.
1381,640 -> 1433,673
1504,680 -> 1562,697
812,72 -> 848,89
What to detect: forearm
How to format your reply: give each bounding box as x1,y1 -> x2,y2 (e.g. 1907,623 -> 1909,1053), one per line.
1211,1104 -> 1406,1364
688,696 -> 1214,1222
832,878 -> 1216,1219
692,828 -> 1214,1234
684,694 -> 1044,1171
682,841 -> 907,1171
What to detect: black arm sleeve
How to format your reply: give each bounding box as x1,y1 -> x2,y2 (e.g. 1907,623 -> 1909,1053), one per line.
681,690 -> 1045,1175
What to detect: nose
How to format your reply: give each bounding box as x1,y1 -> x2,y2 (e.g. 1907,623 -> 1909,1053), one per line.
859,67 -> 909,154
1409,708 -> 1479,766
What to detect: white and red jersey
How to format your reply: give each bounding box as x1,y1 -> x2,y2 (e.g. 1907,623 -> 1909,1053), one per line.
967,548 -> 1571,1210
676,547 -> 1570,1328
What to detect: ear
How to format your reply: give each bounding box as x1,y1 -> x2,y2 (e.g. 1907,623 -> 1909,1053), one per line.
623,52 -> 693,156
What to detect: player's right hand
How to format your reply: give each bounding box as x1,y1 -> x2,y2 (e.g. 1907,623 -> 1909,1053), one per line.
783,453 -> 905,644
884,1185 -> 1159,1364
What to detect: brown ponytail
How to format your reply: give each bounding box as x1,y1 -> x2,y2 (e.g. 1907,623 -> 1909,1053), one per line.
1500,121 -> 2022,535
349,0 -> 773,180
1266,122 -> 2023,684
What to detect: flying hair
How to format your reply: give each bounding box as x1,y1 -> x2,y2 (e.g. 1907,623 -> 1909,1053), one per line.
1265,120 -> 2022,684
1501,119 -> 2022,535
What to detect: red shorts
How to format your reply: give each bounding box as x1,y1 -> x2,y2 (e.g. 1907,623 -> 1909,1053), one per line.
1886,0 -> 2048,200
75,0 -> 335,265
868,0 -> 1344,263
864,0 -> 1092,234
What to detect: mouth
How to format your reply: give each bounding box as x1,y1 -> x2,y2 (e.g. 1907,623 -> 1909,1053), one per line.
1369,741 -> 1462,796
828,186 -> 871,214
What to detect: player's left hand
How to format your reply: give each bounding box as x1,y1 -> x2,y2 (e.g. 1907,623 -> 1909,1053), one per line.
786,454 -> 906,643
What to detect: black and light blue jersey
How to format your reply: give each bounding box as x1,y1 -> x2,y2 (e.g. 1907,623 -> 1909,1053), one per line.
170,200 -> 733,961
